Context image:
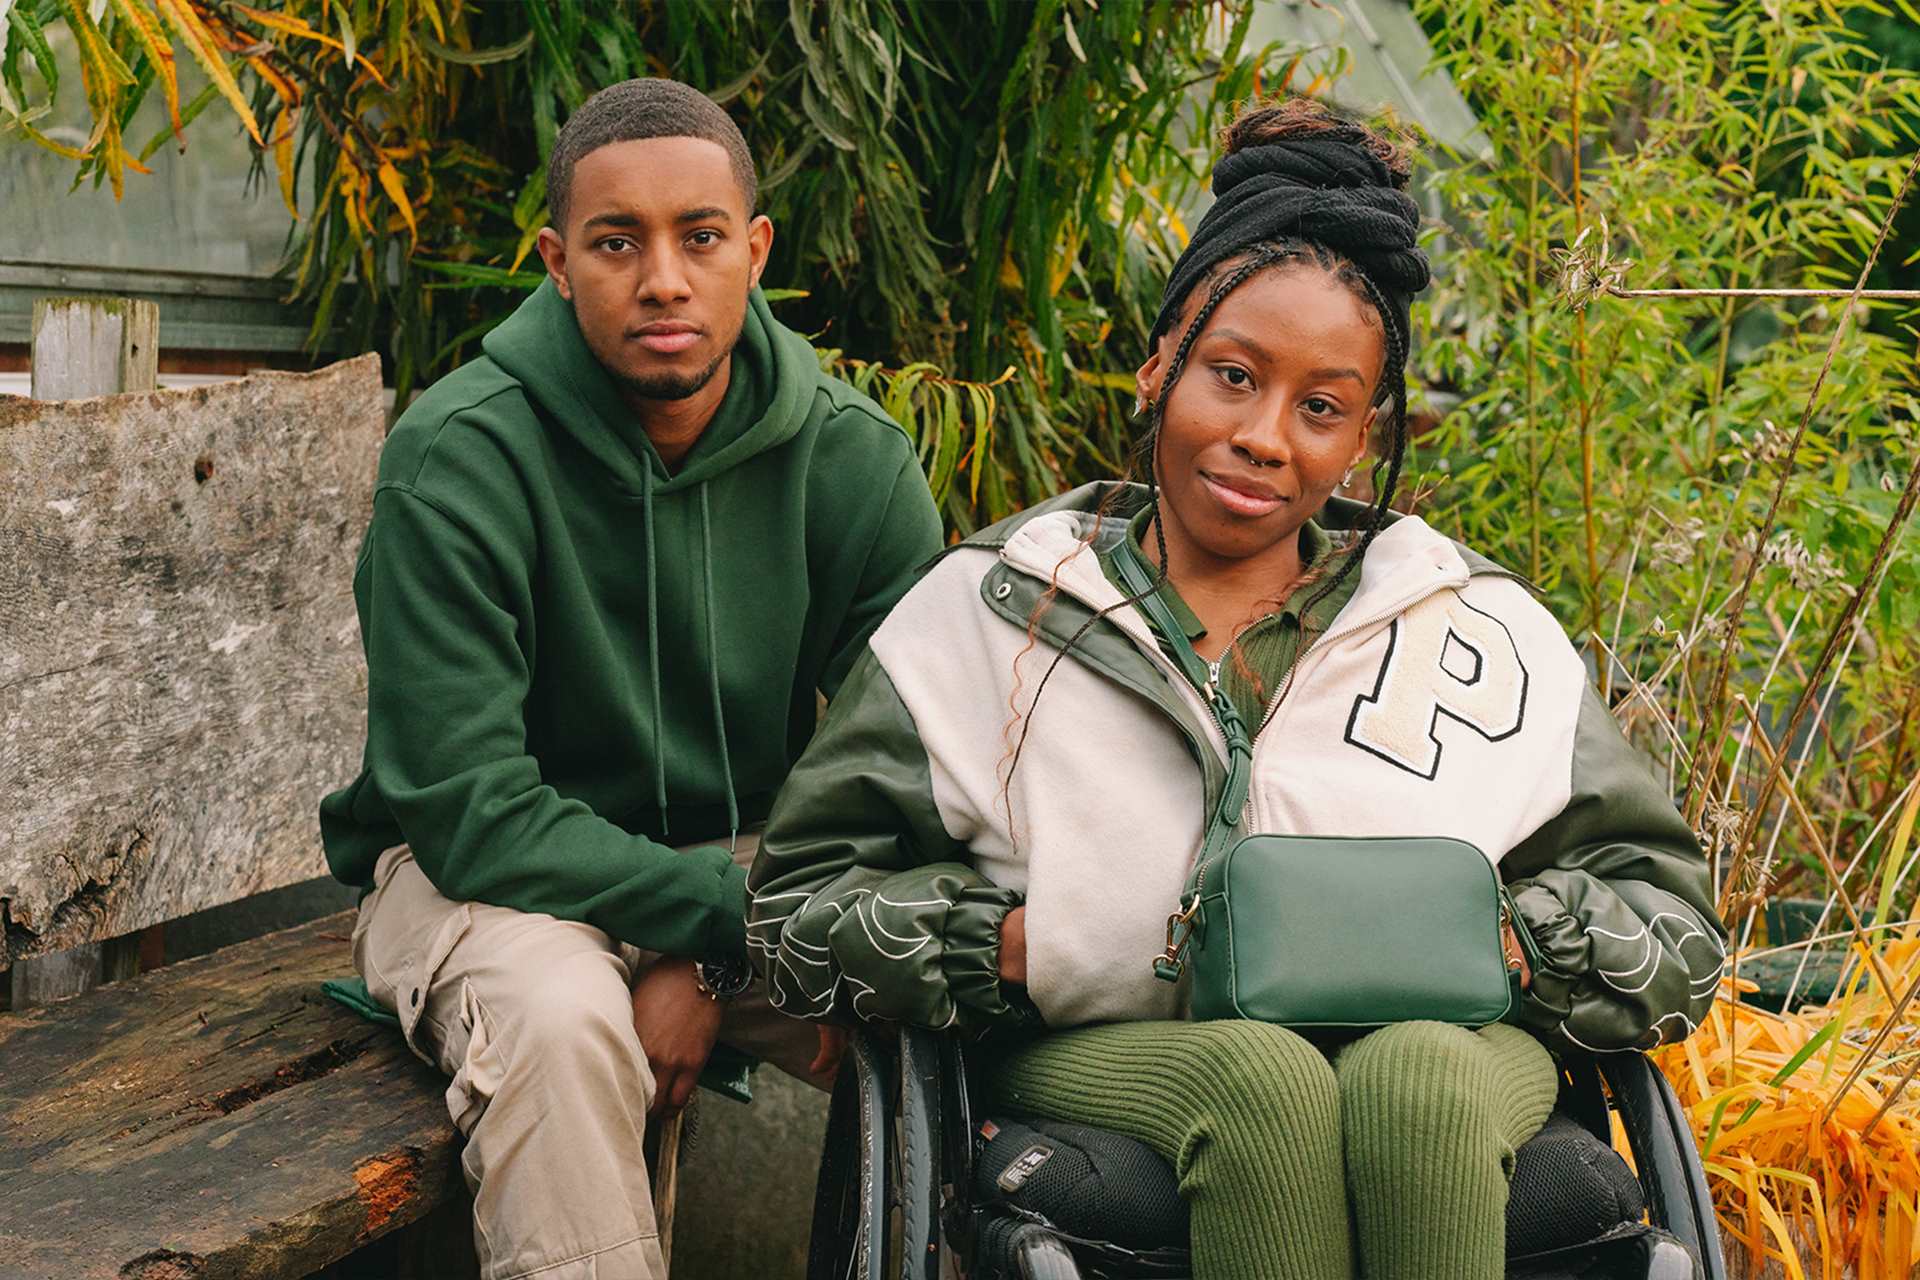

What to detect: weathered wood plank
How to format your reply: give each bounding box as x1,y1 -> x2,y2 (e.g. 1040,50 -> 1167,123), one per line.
0,912 -> 459,1280
28,297 -> 160,401
0,356 -> 383,962
13,296 -> 165,1005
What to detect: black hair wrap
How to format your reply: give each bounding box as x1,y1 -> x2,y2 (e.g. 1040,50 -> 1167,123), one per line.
1149,137 -> 1431,349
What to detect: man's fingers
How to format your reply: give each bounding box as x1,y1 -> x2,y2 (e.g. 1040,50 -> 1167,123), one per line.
649,1072 -> 684,1116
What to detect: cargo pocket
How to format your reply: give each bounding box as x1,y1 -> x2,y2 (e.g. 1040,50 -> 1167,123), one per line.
355,850 -> 475,1069
444,978 -> 501,1135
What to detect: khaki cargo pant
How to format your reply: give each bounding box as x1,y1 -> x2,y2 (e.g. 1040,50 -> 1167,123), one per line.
351,837 -> 824,1280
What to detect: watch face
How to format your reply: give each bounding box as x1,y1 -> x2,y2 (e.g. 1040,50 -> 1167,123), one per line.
702,958 -> 752,998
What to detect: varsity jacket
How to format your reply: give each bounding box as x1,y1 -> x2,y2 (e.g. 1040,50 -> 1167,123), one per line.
747,483 -> 1727,1052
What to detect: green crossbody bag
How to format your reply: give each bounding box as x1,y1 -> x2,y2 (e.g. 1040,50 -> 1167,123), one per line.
1112,549 -> 1538,1030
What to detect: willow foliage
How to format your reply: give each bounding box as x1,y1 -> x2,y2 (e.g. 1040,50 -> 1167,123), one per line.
3,0 -> 1299,529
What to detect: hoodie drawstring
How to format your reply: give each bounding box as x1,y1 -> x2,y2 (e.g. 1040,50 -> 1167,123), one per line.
699,482 -> 741,850
641,467 -> 669,837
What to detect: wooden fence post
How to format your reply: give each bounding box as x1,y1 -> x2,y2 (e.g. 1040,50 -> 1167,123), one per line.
12,296 -> 163,1007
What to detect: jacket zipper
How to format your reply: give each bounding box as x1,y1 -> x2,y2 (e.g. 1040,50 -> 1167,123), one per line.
1001,545 -> 1467,828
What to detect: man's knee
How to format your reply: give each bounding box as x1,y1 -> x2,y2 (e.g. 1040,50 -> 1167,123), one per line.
496,950 -> 644,1080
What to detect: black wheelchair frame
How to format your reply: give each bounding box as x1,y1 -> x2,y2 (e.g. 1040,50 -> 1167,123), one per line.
808,1024 -> 1728,1280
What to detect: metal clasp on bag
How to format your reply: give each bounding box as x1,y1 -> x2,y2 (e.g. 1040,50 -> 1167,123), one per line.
1153,895 -> 1201,982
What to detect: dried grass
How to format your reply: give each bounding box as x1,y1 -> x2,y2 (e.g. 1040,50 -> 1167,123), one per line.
1654,939 -> 1920,1279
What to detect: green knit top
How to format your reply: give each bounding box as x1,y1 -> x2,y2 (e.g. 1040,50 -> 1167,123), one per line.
1099,506 -> 1360,729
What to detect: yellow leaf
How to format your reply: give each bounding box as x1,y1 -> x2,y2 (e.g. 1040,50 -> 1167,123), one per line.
107,0 -> 181,140
274,106 -> 298,219
155,0 -> 262,145
376,160 -> 416,241
228,2 -> 341,48
509,222 -> 542,273
16,120 -> 90,161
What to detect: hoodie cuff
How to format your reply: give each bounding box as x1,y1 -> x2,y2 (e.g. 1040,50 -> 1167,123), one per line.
706,856 -> 750,964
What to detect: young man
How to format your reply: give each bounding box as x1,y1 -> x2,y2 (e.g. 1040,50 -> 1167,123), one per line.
319,78 -> 943,1280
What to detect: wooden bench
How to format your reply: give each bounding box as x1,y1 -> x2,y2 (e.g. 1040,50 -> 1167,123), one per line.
0,336 -> 470,1278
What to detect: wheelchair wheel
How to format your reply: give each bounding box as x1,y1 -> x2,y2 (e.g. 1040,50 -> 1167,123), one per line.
808,1030 -> 893,1280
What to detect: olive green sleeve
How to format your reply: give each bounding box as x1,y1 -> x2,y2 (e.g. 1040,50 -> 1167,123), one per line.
1501,685 -> 1728,1051
747,648 -> 1038,1032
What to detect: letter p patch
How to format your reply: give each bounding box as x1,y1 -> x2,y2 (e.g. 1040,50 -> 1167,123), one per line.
1344,592 -> 1529,780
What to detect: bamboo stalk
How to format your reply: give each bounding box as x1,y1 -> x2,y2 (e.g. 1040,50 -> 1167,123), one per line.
1734,696 -> 1898,1001
1685,144 -> 1920,823
1733,461 -> 1920,862
1861,1046 -> 1920,1142
1607,286 -> 1920,299
1822,947 -> 1920,1126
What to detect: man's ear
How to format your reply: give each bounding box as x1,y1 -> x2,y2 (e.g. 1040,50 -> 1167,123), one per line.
746,214 -> 775,290
535,226 -> 572,301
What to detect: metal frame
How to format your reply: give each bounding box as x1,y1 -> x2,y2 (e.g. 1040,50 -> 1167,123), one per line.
0,260 -> 323,355
812,1025 -> 1727,1280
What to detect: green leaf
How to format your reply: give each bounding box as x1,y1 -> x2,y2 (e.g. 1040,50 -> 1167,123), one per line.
416,29 -> 532,66
415,259 -> 545,290
8,4 -> 58,101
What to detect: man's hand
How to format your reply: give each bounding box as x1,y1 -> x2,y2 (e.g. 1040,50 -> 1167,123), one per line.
998,905 -> 1027,985
630,957 -> 725,1116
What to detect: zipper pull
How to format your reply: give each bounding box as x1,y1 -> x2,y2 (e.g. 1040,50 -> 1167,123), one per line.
1204,656 -> 1223,697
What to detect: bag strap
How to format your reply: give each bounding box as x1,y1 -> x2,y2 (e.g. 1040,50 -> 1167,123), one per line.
1108,546 -> 1253,982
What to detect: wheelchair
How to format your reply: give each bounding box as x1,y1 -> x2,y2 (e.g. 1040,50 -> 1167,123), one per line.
808,1024 -> 1726,1280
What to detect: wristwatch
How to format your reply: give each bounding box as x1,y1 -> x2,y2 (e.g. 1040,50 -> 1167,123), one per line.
693,955 -> 752,1001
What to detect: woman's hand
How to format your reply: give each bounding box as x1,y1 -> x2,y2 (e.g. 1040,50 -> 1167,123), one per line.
809,1025 -> 848,1083
999,906 -> 1028,985
1503,922 -> 1532,989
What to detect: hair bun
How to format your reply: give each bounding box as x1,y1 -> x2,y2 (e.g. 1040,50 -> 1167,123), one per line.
1219,97 -> 1413,188
1147,101 -> 1430,349
1210,138 -> 1396,201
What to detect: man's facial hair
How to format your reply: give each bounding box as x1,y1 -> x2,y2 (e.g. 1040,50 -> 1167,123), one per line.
621,345 -> 729,401
615,306 -> 744,402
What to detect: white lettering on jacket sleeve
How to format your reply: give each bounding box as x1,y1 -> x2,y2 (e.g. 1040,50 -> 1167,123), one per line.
1343,590 -> 1530,780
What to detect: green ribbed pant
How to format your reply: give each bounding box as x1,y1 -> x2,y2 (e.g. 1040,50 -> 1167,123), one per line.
984,1020 -> 1558,1280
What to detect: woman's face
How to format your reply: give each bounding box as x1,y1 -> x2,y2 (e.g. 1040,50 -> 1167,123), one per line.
1136,266 -> 1384,567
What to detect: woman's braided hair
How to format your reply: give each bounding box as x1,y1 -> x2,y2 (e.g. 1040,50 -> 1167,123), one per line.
996,97 -> 1428,822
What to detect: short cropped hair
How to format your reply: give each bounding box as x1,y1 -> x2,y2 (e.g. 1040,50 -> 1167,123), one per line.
546,78 -> 757,230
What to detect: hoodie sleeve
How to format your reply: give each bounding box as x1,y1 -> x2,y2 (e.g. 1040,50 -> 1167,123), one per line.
1500,684 -> 1728,1051
748,648 -> 1037,1031
354,482 -> 749,962
818,449 -> 944,699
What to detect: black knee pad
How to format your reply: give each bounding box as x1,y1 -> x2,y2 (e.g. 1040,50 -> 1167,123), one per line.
972,1115 -> 1188,1251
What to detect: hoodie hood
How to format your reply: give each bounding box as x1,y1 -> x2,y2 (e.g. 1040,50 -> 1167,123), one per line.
478,279 -> 832,843
482,279 -> 818,493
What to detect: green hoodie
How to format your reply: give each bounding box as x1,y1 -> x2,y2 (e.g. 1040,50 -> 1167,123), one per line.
320,281 -> 943,964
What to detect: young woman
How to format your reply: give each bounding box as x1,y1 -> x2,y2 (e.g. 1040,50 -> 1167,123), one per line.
747,100 -> 1726,1280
